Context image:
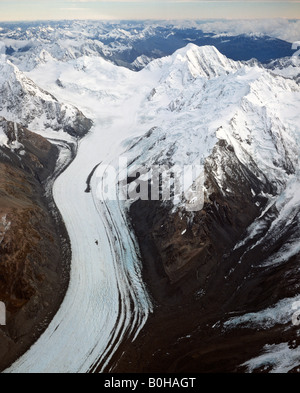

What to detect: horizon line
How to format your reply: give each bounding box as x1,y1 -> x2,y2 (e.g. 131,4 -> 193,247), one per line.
0,17 -> 299,23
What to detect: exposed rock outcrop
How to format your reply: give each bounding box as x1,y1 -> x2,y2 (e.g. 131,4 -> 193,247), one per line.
111,138 -> 300,373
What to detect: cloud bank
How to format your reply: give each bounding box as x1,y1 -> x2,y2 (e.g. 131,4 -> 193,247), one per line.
198,18 -> 300,43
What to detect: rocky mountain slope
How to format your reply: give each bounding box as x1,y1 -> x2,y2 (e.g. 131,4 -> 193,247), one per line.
0,51 -> 92,369
106,44 -> 300,373
0,118 -> 72,370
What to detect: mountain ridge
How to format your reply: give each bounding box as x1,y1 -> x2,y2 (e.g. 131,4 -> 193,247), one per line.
0,54 -> 93,140
0,21 -> 295,72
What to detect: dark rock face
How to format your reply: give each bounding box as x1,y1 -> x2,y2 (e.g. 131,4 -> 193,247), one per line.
129,139 -> 272,305
63,113 -> 93,138
111,139 -> 300,373
0,119 -> 71,371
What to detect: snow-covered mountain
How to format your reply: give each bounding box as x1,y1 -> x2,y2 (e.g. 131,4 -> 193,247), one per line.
131,54 -> 154,70
0,20 -> 295,72
267,56 -> 300,84
0,54 -> 92,139
1,34 -> 299,373
124,44 -> 298,195
112,44 -> 300,372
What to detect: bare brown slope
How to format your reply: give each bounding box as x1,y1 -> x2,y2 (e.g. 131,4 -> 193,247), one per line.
0,120 -> 71,371
110,139 -> 300,373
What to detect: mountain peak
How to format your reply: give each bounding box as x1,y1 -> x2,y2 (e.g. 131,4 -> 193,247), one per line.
176,43 -> 220,56
172,44 -> 241,79
38,49 -> 56,64
146,44 -> 241,81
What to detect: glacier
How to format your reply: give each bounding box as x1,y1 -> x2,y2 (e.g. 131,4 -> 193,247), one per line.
0,40 -> 299,372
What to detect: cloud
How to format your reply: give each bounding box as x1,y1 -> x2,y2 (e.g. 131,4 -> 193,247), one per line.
64,0 -> 299,1
0,1 -> 299,22
199,18 -> 300,42
60,7 -> 89,10
16,0 -> 300,2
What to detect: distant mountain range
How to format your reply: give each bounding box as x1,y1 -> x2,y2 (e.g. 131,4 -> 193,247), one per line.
0,20 -> 295,72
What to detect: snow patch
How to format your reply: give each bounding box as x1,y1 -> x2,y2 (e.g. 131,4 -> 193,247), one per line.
0,124 -> 8,147
224,295 -> 300,330
242,342 -> 300,373
0,215 -> 11,245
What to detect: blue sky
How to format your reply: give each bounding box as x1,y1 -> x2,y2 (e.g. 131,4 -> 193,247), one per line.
0,1 -> 299,21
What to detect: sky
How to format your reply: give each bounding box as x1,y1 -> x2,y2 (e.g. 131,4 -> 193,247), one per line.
0,0 -> 299,22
